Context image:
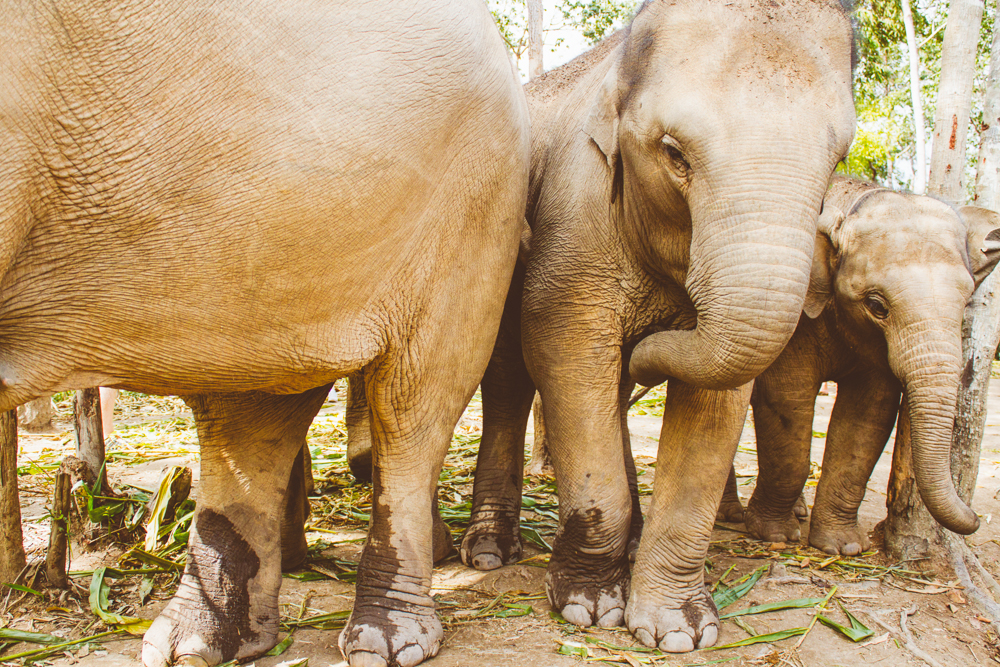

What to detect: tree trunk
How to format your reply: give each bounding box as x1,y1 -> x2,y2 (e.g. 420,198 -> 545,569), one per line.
18,397 -> 53,432
526,392 -> 553,476
45,471 -> 71,588
0,410 -> 26,584
74,388 -> 107,493
926,0 -> 986,203
527,0 -> 543,81
885,0 -> 990,570
974,10 -> 1000,207
901,0 -> 927,194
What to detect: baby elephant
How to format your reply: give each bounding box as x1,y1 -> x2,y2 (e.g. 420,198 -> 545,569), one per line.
719,176 -> 1000,556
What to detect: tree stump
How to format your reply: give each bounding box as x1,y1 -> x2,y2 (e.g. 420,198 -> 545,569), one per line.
0,410 -> 26,584
74,389 -> 107,493
45,471 -> 71,588
526,393 -> 553,477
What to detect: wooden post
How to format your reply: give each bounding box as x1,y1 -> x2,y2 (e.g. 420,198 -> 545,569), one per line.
526,393 -> 553,476
74,388 -> 106,492
0,410 -> 26,584
45,471 -> 71,588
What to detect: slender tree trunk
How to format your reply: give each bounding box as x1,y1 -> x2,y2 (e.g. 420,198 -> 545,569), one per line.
527,0 -> 543,81
902,0 -> 927,194
74,388 -> 107,492
0,410 -> 26,584
974,12 -> 1000,207
926,0 -> 986,203
885,0 -> 989,570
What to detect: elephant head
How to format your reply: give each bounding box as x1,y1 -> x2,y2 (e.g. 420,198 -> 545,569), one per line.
803,181 -> 1000,535
590,0 -> 857,390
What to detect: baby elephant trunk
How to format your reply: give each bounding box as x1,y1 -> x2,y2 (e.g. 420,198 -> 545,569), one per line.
894,330 -> 980,535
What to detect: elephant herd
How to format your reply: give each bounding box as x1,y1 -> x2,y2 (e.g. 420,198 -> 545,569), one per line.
1,1 -> 996,666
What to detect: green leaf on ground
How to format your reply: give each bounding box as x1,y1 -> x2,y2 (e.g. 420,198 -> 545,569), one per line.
89,567 -> 152,635
265,633 -> 295,656
720,597 -> 826,619
0,629 -> 64,645
712,566 -> 767,610
816,603 -> 874,642
709,627 -> 808,649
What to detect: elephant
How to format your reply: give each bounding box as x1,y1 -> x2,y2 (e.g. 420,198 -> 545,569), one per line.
461,0 -> 860,653
0,2 -> 529,667
716,177 -> 1000,556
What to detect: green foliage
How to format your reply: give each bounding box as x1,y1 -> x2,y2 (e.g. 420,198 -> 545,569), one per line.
487,0 -> 638,61
842,0 -> 997,197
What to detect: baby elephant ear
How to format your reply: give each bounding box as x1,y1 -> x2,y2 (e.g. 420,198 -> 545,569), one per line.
582,52 -> 622,169
960,205 -> 1000,287
803,204 -> 845,319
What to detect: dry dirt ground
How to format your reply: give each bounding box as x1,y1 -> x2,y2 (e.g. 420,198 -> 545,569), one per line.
4,378 -> 1000,667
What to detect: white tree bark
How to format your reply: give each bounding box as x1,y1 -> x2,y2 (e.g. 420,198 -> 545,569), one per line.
902,0 -> 927,194
527,0 -> 543,81
927,0 -> 985,203
974,13 -> 1000,209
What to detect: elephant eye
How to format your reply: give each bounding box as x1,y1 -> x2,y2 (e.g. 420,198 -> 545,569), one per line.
863,293 -> 889,320
661,136 -> 690,178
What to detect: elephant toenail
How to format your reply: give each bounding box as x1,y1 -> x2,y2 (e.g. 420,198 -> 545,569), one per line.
394,644 -> 425,667
141,642 -> 169,667
633,627 -> 657,647
175,655 -> 209,667
597,607 -> 624,627
472,553 -> 502,571
560,604 -> 594,627
349,650 -> 389,667
660,631 -> 695,653
698,624 -> 719,648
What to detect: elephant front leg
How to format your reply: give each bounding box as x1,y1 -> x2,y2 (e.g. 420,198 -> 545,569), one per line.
744,373 -> 820,544
530,352 -> 632,629
809,373 -> 900,556
626,381 -> 752,652
142,387 -> 330,667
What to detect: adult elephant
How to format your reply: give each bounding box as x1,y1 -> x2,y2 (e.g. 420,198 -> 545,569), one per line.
462,0 -> 862,653
0,2 -> 529,667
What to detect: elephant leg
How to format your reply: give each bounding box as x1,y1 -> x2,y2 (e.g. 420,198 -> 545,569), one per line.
715,467 -> 745,523
744,372 -> 821,544
346,372 -> 373,483
530,345 -> 632,630
339,353 -> 481,667
809,373 -> 899,556
142,387 -> 330,667
461,264 -> 534,571
626,381 -> 752,652
280,444 -> 312,572
620,376 -> 643,561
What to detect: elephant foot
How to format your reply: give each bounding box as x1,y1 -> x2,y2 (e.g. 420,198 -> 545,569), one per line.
792,494 -> 809,520
459,512 -> 522,571
808,520 -> 869,556
432,511 -> 454,565
744,500 -> 801,544
715,497 -> 745,523
626,585 -> 719,653
544,558 -> 629,628
338,603 -> 443,667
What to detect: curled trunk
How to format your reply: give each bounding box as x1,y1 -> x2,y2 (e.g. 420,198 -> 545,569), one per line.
629,196 -> 816,391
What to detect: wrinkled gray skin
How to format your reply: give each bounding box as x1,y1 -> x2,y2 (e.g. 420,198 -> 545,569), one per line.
462,0 -> 857,653
0,2 -> 529,667
718,178 -> 1000,556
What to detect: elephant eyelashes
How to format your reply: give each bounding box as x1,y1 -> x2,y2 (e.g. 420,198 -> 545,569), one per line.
661,137 -> 691,178
863,293 -> 889,319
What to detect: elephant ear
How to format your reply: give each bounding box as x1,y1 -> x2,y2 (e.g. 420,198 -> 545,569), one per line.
960,205 -> 1000,287
582,57 -> 621,169
803,204 -> 845,319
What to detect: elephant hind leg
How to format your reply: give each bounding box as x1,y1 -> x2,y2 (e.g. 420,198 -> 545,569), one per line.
461,264 -> 535,572
809,373 -> 899,556
715,466 -> 745,523
142,387 -> 330,667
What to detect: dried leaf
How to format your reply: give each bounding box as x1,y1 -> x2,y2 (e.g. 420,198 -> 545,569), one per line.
708,627 -> 807,649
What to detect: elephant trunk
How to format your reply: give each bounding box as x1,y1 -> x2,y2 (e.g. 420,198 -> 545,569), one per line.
629,192 -> 816,391
893,328 -> 980,535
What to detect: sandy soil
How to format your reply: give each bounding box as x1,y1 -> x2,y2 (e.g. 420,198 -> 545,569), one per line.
4,381 -> 1000,667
